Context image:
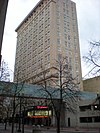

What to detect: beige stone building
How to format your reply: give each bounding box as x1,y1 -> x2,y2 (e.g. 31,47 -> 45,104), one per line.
83,76 -> 100,93
14,0 -> 83,90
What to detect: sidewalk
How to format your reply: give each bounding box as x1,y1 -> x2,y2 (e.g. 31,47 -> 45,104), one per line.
0,124 -> 32,133
0,124 -> 100,133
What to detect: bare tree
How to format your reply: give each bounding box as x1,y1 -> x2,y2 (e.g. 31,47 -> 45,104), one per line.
11,67 -> 25,133
0,60 -> 11,81
0,65 -> 29,133
0,81 -> 24,133
83,41 -> 100,78
0,60 -> 12,124
0,97 -> 11,130
36,55 -> 80,133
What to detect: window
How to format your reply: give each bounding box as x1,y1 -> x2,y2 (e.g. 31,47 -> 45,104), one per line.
94,116 -> 100,122
57,38 -> 61,44
65,41 -> 67,47
80,117 -> 92,123
79,105 -> 91,111
68,35 -> 70,40
48,39 -> 50,44
68,42 -> 70,48
57,31 -> 60,36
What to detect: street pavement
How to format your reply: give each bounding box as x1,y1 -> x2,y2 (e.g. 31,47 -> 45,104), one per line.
0,123 -> 32,133
0,123 -> 100,133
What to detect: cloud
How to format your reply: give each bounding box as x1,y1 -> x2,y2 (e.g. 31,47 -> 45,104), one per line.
2,0 -> 40,70
74,0 -> 100,77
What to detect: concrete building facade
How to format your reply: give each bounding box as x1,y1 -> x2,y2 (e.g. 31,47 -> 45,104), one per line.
0,81 -> 100,128
83,76 -> 100,93
14,0 -> 83,90
0,0 -> 9,64
66,93 -> 100,128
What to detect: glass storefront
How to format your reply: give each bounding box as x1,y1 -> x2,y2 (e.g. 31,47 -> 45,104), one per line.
25,106 -> 52,126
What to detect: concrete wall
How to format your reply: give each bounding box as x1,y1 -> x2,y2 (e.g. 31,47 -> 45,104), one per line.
83,76 -> 100,93
0,0 -> 9,63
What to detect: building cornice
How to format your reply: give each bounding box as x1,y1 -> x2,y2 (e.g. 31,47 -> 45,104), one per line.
15,0 -> 44,32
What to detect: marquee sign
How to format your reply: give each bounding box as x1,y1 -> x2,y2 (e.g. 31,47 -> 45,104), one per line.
37,106 -> 48,109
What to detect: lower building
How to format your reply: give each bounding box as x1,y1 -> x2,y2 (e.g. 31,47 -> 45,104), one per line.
0,81 -> 100,128
66,92 -> 100,127
83,76 -> 100,93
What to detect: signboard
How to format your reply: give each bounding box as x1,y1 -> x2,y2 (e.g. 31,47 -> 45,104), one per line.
27,106 -> 52,118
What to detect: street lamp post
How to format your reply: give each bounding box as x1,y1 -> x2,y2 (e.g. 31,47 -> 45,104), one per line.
17,96 -> 21,132
97,94 -> 100,133
22,106 -> 25,133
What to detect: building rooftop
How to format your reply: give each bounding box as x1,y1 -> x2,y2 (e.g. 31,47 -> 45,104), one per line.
15,0 -> 43,31
0,81 -> 97,100
15,0 -> 76,32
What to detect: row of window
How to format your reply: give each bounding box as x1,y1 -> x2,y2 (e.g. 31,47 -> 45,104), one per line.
80,104 -> 100,111
80,116 -> 100,123
23,0 -> 51,24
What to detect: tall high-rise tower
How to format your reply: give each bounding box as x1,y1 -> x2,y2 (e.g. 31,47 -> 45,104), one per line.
14,0 -> 83,90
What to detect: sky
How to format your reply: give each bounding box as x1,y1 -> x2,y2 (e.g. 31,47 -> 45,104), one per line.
2,0 -> 100,79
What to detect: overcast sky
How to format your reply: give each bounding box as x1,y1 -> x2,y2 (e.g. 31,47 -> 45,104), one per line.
2,0 -> 100,78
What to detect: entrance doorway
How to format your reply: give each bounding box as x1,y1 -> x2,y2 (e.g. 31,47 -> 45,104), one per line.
26,106 -> 52,126
68,118 -> 70,127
